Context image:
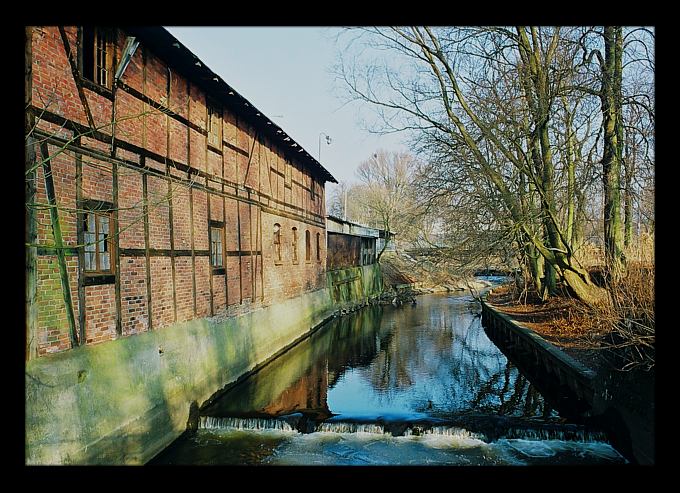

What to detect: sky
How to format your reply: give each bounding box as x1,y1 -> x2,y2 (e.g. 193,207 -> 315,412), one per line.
164,27 -> 409,191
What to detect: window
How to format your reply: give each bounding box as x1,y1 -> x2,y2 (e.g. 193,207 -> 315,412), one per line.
310,179 -> 316,202
291,227 -> 298,264
273,223 -> 282,264
207,103 -> 222,149
210,223 -> 224,270
305,230 -> 311,262
83,209 -> 114,274
82,27 -> 115,89
316,232 -> 321,262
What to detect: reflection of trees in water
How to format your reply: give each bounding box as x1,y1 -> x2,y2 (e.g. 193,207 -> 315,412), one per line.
357,297 -> 550,418
207,295 -> 550,420
326,305 -> 388,380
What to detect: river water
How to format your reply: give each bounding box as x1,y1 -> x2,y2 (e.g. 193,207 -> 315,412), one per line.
151,281 -> 626,465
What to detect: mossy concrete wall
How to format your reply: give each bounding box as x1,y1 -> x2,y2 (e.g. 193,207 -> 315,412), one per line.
25,264 -> 382,465
327,263 -> 383,307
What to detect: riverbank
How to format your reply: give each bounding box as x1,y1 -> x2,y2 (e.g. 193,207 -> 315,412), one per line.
379,251 -> 496,298
485,285 -> 654,464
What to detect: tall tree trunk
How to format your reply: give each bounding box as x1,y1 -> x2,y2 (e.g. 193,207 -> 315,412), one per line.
601,26 -> 625,272
539,122 -> 560,298
562,96 -> 577,248
623,136 -> 635,248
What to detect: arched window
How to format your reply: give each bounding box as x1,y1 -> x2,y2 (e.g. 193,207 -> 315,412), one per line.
316,232 -> 321,262
273,223 -> 281,264
291,227 -> 298,264
305,230 -> 311,262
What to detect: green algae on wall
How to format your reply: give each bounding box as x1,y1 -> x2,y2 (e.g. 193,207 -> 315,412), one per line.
25,264 -> 384,465
327,264 -> 382,306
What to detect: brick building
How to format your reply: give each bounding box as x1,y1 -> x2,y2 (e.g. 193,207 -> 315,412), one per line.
25,26 -> 337,358
326,215 -> 378,270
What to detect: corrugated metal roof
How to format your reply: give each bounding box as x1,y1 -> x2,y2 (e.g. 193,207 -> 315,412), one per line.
123,26 -> 337,184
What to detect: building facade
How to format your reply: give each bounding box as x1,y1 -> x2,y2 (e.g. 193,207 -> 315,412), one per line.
326,215 -> 378,270
26,26 -> 336,358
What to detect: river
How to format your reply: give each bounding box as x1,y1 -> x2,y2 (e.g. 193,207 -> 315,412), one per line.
151,282 -> 625,465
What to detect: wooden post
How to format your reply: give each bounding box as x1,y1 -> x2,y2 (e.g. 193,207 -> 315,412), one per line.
26,26 -> 38,360
26,135 -> 38,359
40,141 -> 79,348
113,161 -> 122,336
76,144 -> 86,345
142,164 -> 153,331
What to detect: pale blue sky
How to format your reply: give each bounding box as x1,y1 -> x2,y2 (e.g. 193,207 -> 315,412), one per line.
165,27 -> 409,190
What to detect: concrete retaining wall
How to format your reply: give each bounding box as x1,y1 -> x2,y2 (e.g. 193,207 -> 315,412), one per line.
25,264 -> 382,465
480,297 -> 596,413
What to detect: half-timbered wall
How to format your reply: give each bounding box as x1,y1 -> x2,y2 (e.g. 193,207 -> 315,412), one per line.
28,26 -> 328,356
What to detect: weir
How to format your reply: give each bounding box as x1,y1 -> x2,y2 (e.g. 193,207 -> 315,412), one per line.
195,414 -> 607,443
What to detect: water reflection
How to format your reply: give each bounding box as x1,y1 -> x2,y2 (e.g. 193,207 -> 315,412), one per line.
153,291 -> 625,465
203,294 -> 554,424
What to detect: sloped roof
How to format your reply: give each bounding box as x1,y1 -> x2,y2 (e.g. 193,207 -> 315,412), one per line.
124,26 -> 337,184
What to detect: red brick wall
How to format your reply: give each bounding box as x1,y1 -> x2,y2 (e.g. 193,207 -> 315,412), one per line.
192,189 -> 209,251
117,167 -> 145,249
120,256 -> 148,336
115,89 -> 144,148
150,257 -> 174,329
208,150 -> 222,179
174,257 -> 194,322
84,284 -> 117,345
212,274 -> 227,313
172,184 -> 192,250
224,197 -> 239,251
147,175 -> 171,250
224,149 -> 238,185
36,257 -> 79,355
261,212 -> 326,303
29,26 -> 331,358
195,256 -> 211,317
30,27 -> 88,126
210,193 -> 224,222
81,155 -> 113,205
226,256 -> 241,306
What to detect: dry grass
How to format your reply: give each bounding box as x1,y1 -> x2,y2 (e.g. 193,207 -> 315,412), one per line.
585,234 -> 655,371
490,234 -> 655,371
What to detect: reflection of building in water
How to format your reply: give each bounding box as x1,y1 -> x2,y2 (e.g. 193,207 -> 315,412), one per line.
202,305 -> 387,419
261,362 -> 329,418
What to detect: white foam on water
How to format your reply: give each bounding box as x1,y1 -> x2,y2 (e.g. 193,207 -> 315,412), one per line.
316,422 -> 386,435
199,416 -> 297,433
498,438 -> 627,462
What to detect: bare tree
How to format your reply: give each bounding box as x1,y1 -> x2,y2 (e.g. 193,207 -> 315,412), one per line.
352,150 -> 422,258
334,26 -> 653,308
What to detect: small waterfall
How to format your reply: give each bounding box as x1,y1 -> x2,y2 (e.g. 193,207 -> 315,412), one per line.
502,427 -> 609,443
404,425 -> 486,441
200,416 -> 296,432
316,422 -> 386,434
